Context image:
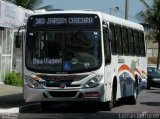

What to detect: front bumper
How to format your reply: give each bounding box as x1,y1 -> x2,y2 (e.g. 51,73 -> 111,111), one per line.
24,84 -> 105,102
149,79 -> 160,87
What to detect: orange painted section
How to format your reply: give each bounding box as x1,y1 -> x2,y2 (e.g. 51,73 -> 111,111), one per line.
118,64 -> 147,78
118,64 -> 132,73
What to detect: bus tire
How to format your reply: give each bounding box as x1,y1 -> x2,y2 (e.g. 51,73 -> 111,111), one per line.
129,81 -> 138,105
106,98 -> 113,111
41,101 -> 53,111
101,100 -> 113,111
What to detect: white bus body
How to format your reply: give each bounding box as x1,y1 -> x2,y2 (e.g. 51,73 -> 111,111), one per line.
22,10 -> 147,110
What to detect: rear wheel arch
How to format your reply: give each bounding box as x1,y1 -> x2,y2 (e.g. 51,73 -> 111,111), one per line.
128,74 -> 139,105
135,75 -> 139,85
135,74 -> 139,94
112,76 -> 117,101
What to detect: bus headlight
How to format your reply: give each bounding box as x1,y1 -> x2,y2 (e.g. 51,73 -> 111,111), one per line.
83,75 -> 103,88
25,76 -> 44,89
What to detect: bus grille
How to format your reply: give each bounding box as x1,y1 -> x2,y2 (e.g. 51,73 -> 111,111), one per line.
39,75 -> 88,81
46,82 -> 80,88
37,75 -> 88,88
48,91 -> 77,97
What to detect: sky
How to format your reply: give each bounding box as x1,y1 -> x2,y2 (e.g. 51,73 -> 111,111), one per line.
40,0 -> 151,23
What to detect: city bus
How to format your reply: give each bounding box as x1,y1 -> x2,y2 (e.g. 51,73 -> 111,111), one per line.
21,10 -> 147,110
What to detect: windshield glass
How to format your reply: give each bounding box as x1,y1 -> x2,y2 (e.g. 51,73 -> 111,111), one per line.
25,30 -> 102,73
148,67 -> 160,74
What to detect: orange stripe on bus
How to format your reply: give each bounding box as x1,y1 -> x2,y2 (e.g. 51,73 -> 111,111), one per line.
118,64 -> 131,73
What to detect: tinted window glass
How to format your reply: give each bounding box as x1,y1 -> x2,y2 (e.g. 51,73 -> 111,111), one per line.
26,30 -> 102,73
122,27 -> 129,55
139,32 -> 146,56
110,24 -> 116,54
148,67 -> 160,74
134,30 -> 140,56
128,29 -> 134,55
115,25 -> 122,54
103,27 -> 111,64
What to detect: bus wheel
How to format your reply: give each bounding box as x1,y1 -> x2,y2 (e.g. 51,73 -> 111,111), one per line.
101,97 -> 113,111
129,82 -> 138,105
41,101 -> 53,111
106,95 -> 113,111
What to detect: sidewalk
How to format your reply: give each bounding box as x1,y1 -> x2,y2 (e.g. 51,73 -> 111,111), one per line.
0,85 -> 24,109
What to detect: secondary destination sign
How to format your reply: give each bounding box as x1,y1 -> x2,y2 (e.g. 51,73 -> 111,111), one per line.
28,14 -> 100,28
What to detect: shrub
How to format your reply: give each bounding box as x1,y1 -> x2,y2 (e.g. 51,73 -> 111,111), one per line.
4,72 -> 23,87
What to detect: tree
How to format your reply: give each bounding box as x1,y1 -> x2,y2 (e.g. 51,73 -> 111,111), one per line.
136,0 -> 160,68
6,0 -> 53,10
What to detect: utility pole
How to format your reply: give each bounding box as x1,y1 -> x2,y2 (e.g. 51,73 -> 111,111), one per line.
125,0 -> 129,20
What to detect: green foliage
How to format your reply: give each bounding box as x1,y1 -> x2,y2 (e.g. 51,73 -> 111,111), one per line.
6,0 -> 53,10
137,0 -> 160,68
145,31 -> 156,41
137,0 -> 160,33
4,72 -> 23,87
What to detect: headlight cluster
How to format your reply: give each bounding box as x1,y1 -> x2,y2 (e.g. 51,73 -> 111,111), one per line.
25,75 -> 44,89
83,75 -> 103,88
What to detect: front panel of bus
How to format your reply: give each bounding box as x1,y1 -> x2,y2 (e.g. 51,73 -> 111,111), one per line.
23,13 -> 106,102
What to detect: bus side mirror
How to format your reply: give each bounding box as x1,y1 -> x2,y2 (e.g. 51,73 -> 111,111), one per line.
15,35 -> 21,48
15,25 -> 25,48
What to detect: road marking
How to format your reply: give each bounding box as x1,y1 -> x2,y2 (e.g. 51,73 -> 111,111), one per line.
0,107 -> 19,113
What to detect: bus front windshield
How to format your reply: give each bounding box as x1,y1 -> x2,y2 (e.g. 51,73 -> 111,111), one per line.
25,29 -> 102,73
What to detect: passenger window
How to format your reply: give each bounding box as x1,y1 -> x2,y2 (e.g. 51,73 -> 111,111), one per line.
139,32 -> 146,56
122,27 -> 129,55
115,25 -> 122,54
103,26 -> 111,64
128,29 -> 135,55
110,24 -> 116,54
134,30 -> 140,56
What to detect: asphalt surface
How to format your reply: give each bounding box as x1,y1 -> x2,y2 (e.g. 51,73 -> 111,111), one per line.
0,85 -> 160,119
0,85 -> 24,109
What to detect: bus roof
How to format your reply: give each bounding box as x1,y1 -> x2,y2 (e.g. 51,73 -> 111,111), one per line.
101,13 -> 144,31
32,10 -> 144,31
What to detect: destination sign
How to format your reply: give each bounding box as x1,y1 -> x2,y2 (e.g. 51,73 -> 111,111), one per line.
28,14 -> 100,28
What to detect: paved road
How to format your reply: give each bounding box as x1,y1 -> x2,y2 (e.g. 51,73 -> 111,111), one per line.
0,87 -> 160,119
19,88 -> 160,113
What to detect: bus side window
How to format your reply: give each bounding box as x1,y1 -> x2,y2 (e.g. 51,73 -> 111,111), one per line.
122,27 -> 129,55
110,23 -> 116,54
103,26 -> 111,64
139,32 -> 146,56
134,30 -> 140,56
128,28 -> 135,56
115,25 -> 123,55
